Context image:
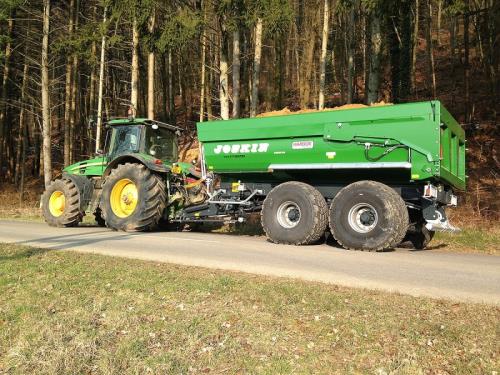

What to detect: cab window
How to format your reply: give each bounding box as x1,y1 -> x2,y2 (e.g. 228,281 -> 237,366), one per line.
109,126 -> 141,156
145,126 -> 178,161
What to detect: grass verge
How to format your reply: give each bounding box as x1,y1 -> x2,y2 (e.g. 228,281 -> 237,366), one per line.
0,243 -> 498,374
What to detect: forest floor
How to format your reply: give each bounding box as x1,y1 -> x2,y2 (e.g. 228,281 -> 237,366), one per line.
0,242 -> 498,374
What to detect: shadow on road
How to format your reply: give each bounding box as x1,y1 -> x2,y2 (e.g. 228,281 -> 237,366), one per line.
13,230 -> 135,252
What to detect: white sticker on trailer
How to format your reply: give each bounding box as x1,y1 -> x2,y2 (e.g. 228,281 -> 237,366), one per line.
292,141 -> 314,150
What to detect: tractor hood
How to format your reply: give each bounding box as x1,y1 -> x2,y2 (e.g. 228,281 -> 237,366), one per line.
64,156 -> 107,176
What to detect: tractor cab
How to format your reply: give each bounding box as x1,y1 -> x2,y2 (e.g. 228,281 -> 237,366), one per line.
105,118 -> 181,163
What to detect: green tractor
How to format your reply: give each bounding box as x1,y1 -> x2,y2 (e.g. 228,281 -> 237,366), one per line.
42,117 -> 204,231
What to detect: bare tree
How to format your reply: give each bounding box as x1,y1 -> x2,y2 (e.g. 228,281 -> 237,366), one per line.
318,0 -> 330,109
425,0 -> 437,97
367,9 -> 382,104
219,23 -> 230,120
147,10 -> 155,120
250,17 -> 263,117
232,29 -> 241,118
95,6 -> 107,153
63,0 -> 75,166
41,0 -> 52,187
130,17 -> 139,111
0,14 -> 14,174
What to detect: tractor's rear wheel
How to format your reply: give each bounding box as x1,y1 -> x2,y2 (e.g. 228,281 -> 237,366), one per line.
261,181 -> 328,245
329,181 -> 409,251
41,178 -> 83,227
101,163 -> 166,231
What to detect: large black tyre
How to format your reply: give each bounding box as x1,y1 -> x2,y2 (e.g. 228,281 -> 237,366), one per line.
261,181 -> 328,245
41,178 -> 83,227
329,181 -> 409,251
101,163 -> 166,231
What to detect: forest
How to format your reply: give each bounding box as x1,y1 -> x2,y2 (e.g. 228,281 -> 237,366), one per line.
0,0 -> 498,217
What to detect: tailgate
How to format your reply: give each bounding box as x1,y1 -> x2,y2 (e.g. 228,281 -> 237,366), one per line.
438,103 -> 466,190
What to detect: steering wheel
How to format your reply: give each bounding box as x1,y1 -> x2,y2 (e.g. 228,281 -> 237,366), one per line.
149,144 -> 162,156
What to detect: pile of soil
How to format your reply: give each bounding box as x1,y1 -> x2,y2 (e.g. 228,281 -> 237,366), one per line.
257,102 -> 391,118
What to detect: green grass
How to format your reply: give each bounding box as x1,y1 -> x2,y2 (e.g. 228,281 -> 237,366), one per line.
0,243 -> 498,374
433,228 -> 499,255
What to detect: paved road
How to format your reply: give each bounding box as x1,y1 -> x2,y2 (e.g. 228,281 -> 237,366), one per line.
0,220 -> 498,305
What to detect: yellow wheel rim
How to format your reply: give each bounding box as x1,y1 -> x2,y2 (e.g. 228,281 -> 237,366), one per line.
49,191 -> 66,217
110,178 -> 138,218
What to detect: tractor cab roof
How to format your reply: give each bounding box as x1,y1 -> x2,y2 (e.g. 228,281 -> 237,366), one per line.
107,118 -> 182,133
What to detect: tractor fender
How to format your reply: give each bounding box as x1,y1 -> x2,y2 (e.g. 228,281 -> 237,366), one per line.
61,172 -> 94,212
102,154 -> 170,178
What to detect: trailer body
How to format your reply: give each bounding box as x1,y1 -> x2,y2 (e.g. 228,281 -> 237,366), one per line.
197,101 -> 465,191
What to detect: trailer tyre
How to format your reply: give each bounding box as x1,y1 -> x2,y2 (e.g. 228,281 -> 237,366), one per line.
41,178 -> 83,227
329,181 -> 408,251
101,163 -> 166,231
261,182 -> 328,245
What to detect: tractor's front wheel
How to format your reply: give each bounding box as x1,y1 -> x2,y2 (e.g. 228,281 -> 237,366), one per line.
101,163 -> 166,231
41,178 -> 83,227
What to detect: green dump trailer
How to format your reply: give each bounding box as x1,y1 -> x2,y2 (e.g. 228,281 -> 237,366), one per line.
41,100 -> 465,252
193,100 -> 465,250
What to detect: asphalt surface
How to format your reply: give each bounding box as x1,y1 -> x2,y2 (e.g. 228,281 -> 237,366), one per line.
0,220 -> 498,305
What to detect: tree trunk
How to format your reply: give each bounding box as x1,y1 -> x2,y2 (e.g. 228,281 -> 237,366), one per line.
250,18 -> 263,117
15,51 -> 29,187
388,9 -> 401,102
347,4 -> 355,103
318,0 -> 330,109
400,0 -> 412,100
463,0 -> 470,122
437,0 -> 442,46
232,29 -> 241,118
0,14 -> 14,177
89,34 -> 97,153
168,50 -> 176,124
299,5 -> 319,109
95,6 -> 107,153
147,10 -> 155,120
64,0 -> 75,166
411,0 -> 419,91
219,25 -> 230,120
130,17 -> 140,112
367,9 -> 382,104
199,10 -> 207,122
70,55 -> 79,163
41,0 -> 52,188
425,0 -> 436,97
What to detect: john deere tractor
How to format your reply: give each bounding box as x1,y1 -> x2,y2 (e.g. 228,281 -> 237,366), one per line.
42,117 -> 205,231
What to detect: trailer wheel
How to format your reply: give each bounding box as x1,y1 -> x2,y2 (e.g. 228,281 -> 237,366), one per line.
261,182 -> 328,245
101,163 -> 166,231
329,181 -> 408,251
41,178 -> 83,227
